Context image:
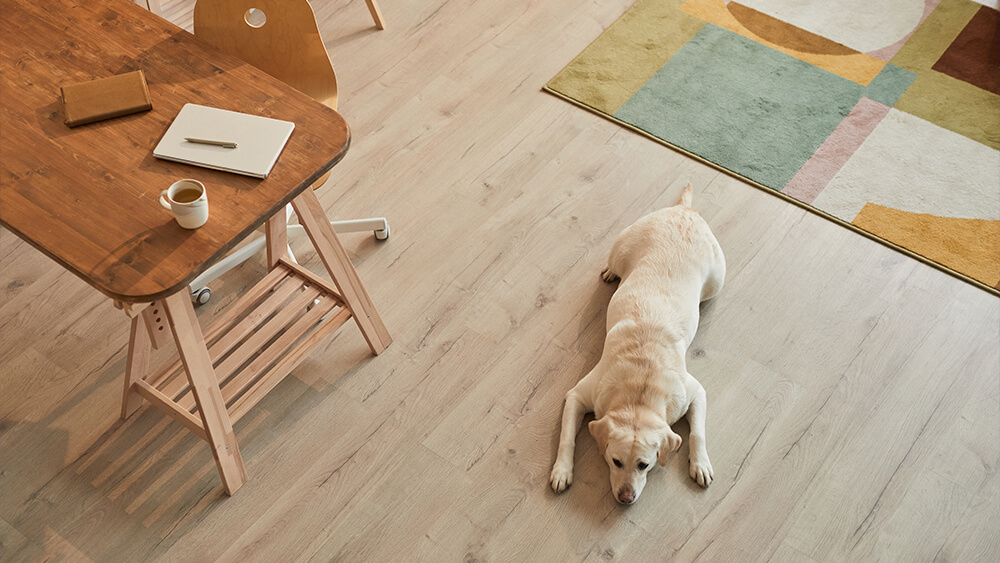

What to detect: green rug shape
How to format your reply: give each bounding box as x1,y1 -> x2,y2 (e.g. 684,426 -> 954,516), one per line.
613,25 -> 914,189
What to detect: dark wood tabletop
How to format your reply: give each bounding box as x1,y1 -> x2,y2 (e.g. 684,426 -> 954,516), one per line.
0,0 -> 350,303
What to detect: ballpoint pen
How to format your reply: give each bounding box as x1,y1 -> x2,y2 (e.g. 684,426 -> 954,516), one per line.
185,137 -> 238,148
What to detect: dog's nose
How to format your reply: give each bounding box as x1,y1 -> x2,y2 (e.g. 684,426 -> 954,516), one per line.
617,489 -> 635,504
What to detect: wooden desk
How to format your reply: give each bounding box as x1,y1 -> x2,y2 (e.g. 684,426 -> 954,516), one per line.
0,0 -> 391,495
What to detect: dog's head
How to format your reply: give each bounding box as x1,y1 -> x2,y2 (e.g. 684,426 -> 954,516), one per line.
589,412 -> 681,505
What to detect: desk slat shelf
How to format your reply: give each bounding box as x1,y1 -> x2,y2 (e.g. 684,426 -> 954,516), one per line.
131,259 -> 353,436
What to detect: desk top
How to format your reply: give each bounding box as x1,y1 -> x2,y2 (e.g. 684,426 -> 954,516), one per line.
0,0 -> 350,303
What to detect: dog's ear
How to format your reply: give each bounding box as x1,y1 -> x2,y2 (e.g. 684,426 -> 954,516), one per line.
589,418 -> 611,457
657,426 -> 682,466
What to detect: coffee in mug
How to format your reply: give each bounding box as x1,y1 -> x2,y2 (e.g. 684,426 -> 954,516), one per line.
160,179 -> 209,229
172,188 -> 203,203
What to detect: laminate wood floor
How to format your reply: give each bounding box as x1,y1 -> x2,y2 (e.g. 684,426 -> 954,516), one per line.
2,0 -> 997,561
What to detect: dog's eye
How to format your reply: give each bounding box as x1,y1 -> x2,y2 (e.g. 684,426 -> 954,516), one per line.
638,462 -> 649,470
612,458 -> 623,468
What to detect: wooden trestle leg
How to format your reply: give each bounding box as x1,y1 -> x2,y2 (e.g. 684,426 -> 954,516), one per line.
163,291 -> 248,495
291,189 -> 392,355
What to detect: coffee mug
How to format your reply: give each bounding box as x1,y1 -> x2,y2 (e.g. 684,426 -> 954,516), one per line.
160,179 -> 209,229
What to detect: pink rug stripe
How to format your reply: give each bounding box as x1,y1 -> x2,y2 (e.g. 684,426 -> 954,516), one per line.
782,97 -> 891,205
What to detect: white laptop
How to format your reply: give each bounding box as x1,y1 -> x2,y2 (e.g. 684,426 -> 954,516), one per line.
153,104 -> 295,179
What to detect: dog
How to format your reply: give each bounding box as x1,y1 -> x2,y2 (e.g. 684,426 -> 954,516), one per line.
549,184 -> 725,504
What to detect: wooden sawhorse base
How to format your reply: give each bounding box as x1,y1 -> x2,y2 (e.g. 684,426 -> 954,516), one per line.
116,190 -> 391,495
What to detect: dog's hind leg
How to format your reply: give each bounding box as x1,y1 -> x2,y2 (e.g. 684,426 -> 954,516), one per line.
601,265 -> 620,283
602,235 -> 630,283
603,224 -> 638,283
700,240 -> 726,302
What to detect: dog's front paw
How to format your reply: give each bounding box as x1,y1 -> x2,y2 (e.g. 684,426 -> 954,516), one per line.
550,462 -> 574,493
689,457 -> 714,488
601,266 -> 619,283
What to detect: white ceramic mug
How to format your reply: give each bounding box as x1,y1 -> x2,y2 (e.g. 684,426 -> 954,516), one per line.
160,179 -> 209,229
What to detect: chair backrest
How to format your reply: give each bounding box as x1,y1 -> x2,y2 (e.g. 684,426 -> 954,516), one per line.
193,0 -> 338,109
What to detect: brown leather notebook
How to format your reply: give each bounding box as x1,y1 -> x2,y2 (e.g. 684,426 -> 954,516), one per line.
61,70 -> 153,127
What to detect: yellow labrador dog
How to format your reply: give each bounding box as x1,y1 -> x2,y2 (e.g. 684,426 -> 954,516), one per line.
550,185 -> 725,504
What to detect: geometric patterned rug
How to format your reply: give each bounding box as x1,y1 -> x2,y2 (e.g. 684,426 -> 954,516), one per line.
545,0 -> 1000,292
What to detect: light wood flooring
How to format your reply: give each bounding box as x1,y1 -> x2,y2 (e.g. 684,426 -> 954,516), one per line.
2,0 -> 998,561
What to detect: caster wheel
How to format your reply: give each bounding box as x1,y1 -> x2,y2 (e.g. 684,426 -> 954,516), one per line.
192,287 -> 212,305
374,224 -> 390,241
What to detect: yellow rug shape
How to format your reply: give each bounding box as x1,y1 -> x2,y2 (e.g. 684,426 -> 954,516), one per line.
853,203 -> 1000,288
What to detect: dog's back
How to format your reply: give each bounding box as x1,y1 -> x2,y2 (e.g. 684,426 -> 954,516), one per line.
604,186 -> 725,350
607,187 -> 721,287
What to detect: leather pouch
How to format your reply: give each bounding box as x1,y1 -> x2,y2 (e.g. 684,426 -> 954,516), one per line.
61,70 -> 152,127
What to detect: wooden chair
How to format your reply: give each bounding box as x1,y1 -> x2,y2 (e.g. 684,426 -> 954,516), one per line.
132,0 -> 163,14
188,0 -> 388,303
138,0 -> 385,30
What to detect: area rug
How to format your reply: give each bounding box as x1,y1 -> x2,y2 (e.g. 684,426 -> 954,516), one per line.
545,0 -> 1000,292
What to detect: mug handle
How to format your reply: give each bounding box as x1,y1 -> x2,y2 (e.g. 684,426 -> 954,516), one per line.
159,190 -> 171,210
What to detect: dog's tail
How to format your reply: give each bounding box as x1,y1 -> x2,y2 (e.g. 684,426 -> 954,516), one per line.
678,184 -> 693,207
